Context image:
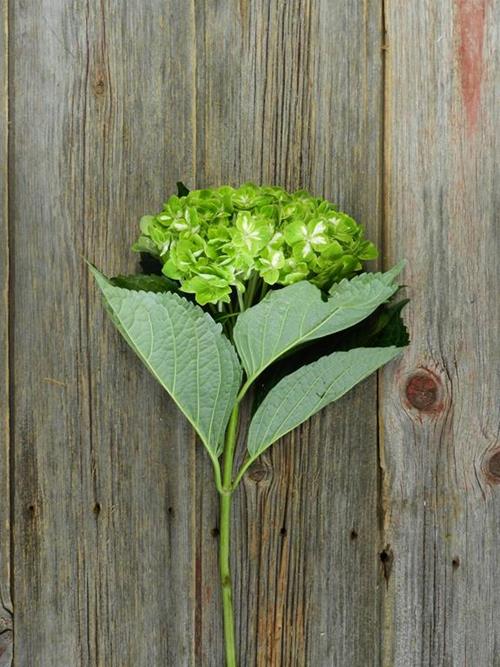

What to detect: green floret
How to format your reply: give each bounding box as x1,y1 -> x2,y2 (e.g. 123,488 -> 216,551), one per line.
132,183 -> 378,307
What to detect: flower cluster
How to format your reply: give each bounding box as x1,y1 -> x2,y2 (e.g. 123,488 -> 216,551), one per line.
133,184 -> 377,306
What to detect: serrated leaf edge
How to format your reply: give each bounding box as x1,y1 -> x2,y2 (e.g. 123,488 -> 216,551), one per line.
90,265 -> 242,456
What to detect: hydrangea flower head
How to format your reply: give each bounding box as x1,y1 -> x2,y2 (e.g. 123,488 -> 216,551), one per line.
133,184 -> 377,307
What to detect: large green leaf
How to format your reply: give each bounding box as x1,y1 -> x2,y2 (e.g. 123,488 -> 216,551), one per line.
234,262 -> 404,388
247,346 -> 402,458
250,296 -> 410,416
91,266 -> 242,457
110,273 -> 178,293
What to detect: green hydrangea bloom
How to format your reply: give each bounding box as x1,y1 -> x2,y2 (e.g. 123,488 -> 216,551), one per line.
133,184 -> 378,307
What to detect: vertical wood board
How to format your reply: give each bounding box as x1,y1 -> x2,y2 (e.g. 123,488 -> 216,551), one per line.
0,0 -> 12,663
381,1 -> 500,665
3,0 -> 498,665
194,2 -> 385,664
9,1 -> 196,664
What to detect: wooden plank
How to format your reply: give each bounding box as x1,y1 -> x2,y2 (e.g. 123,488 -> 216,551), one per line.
195,2 -> 385,664
10,1 -> 196,664
381,1 -> 500,665
0,0 -> 12,663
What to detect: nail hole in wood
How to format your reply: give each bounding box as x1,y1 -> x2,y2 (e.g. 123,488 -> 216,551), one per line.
280,526 -> 287,537
380,545 -> 394,583
93,502 -> 101,516
211,527 -> 220,538
350,530 -> 358,541
452,556 -> 460,570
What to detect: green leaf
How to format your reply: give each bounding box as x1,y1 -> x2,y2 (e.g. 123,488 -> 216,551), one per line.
110,273 -> 178,293
131,235 -> 160,256
234,261 -> 404,387
341,297 -> 410,349
247,346 -> 402,458
176,181 -> 190,197
90,266 -> 242,457
309,295 -> 410,356
250,296 -> 410,416
139,252 -> 164,276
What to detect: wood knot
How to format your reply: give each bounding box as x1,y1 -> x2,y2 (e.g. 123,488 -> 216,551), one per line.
0,609 -> 13,631
404,369 -> 442,413
247,462 -> 270,484
485,449 -> 500,483
0,608 -> 13,661
92,70 -> 106,96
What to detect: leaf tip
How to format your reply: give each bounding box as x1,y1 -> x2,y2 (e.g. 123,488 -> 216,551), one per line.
387,258 -> 407,281
85,261 -> 111,292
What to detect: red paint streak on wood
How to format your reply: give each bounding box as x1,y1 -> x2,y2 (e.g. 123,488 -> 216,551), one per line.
456,0 -> 488,131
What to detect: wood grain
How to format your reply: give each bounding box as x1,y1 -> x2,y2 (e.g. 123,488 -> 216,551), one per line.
0,0 -> 12,663
9,1 -> 196,664
381,1 -> 500,665
195,1 -> 385,664
4,0 -> 499,665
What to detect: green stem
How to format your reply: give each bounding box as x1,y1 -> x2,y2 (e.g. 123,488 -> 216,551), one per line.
244,272 -> 259,308
237,290 -> 245,313
219,492 -> 236,666
219,405 -> 239,666
209,453 -> 225,496
258,279 -> 269,301
231,455 -> 255,490
236,377 -> 253,403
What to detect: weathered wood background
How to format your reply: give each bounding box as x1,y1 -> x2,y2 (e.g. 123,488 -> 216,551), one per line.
1,1 -> 499,665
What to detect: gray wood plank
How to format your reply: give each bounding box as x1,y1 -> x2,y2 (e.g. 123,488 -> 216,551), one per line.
0,0 -> 12,664
381,1 -> 500,665
195,2 -> 385,664
10,1 -> 196,664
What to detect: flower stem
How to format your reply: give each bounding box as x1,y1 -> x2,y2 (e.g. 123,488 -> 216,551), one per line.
231,455 -> 254,491
219,405 -> 239,666
237,290 -> 245,313
244,272 -> 259,308
219,491 -> 236,666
